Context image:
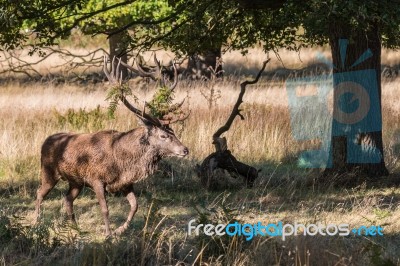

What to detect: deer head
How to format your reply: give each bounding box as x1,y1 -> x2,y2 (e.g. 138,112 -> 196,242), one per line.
103,56 -> 189,158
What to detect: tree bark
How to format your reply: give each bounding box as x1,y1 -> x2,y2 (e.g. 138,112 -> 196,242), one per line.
109,30 -> 129,79
324,23 -> 389,177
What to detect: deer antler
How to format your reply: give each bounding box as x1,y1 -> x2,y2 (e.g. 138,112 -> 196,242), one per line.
131,55 -> 158,81
134,55 -> 186,124
103,56 -> 162,127
104,55 -> 189,126
165,59 -> 178,92
134,54 -> 178,91
159,109 -> 191,125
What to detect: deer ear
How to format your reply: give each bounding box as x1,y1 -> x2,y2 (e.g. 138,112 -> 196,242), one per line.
139,118 -> 155,128
134,114 -> 156,128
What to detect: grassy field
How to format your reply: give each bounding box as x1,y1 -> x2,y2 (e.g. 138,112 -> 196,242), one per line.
1,47 -> 400,265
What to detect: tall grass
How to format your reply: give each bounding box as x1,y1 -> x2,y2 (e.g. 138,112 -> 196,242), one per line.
1,48 -> 400,265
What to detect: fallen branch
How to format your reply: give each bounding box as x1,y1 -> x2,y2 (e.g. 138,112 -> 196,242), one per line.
196,59 -> 270,189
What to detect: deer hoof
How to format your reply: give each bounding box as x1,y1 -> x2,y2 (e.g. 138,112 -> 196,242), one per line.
114,224 -> 128,235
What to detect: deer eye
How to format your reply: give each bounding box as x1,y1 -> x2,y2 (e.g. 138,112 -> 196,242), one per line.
160,134 -> 168,139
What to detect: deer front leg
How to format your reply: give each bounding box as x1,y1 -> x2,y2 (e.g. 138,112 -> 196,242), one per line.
115,188 -> 138,235
64,183 -> 83,223
93,181 -> 111,236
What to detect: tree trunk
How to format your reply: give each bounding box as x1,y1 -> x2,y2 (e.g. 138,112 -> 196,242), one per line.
109,31 -> 129,79
324,24 -> 389,177
186,48 -> 222,79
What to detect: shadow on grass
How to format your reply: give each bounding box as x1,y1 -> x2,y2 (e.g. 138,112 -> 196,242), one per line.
2,155 -> 399,218
2,155 -> 400,223
2,201 -> 399,266
1,155 -> 400,265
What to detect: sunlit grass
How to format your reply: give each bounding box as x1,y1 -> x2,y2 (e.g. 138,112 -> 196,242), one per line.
1,47 -> 400,265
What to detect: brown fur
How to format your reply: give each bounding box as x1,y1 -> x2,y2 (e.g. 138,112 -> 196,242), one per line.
35,125 -> 188,236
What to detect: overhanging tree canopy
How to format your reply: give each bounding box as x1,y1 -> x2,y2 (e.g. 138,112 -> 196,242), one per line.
3,1 -> 400,53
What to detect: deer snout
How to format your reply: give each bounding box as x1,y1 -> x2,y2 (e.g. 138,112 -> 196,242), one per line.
175,146 -> 189,157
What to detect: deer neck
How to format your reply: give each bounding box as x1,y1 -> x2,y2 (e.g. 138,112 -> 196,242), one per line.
113,128 -> 162,174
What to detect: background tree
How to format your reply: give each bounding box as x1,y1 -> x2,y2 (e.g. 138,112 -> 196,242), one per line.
294,1 -> 400,177
2,0 -> 399,178
71,0 -> 171,78
154,0 -> 400,178
0,0 -> 172,78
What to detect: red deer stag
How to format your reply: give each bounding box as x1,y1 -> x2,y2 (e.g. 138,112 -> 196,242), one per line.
34,56 -> 189,236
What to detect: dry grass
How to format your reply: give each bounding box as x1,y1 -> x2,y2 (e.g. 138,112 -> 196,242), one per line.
1,47 -> 400,265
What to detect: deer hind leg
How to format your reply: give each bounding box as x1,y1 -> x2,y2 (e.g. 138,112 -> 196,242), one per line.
64,183 -> 83,223
115,188 -> 138,235
35,166 -> 59,223
92,181 -> 111,236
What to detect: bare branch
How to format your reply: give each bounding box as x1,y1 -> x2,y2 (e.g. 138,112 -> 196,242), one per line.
0,46 -> 107,78
212,59 -> 270,142
197,60 -> 267,188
